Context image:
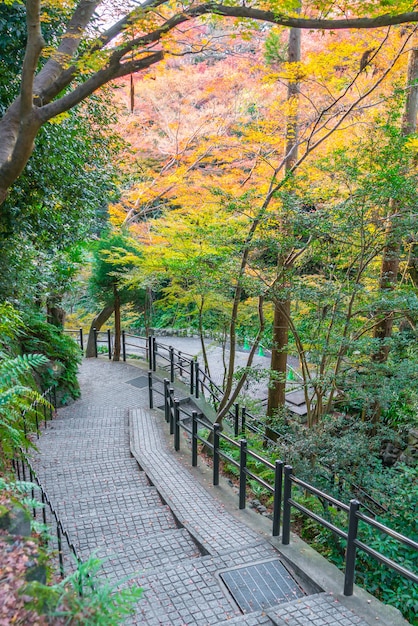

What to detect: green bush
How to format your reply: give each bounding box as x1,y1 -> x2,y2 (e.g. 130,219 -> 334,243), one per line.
24,556 -> 143,625
20,312 -> 81,404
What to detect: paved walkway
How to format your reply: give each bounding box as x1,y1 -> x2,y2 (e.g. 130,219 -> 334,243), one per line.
30,359 -> 407,625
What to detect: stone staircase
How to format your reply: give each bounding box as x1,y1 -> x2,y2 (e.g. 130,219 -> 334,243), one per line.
28,359 -> 378,626
30,406 -> 204,597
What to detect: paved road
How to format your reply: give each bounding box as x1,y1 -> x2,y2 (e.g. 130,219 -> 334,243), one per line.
122,333 -> 302,403
29,359 -> 402,625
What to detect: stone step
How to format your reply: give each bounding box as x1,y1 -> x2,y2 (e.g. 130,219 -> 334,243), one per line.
266,593 -> 368,626
54,485 -> 163,516
64,506 -> 181,550
32,441 -> 130,456
39,426 -> 128,437
216,612 -> 273,625
33,458 -> 141,476
129,556 -> 244,625
40,415 -> 126,425
82,528 -> 202,582
33,473 -> 150,500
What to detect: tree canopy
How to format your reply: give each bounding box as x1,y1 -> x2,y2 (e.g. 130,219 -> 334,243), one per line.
1,0 -> 418,206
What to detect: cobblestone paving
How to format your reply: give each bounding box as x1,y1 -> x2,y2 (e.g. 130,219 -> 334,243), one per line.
30,359 -> 371,626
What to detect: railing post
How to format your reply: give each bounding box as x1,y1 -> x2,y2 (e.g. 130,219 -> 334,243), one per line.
241,406 -> 246,434
169,346 -> 175,382
122,330 -> 126,362
164,379 -> 170,423
41,490 -> 47,526
148,371 -> 153,409
57,522 -> 64,577
174,399 -> 180,451
148,335 -> 153,369
195,362 -> 200,399
152,337 -> 157,372
192,411 -> 198,467
344,500 -> 360,596
234,403 -> 239,437
239,439 -> 247,510
169,388 -> 175,435
79,328 -> 83,352
213,424 -> 220,486
190,359 -> 194,395
48,390 -> 53,419
272,460 -> 284,537
29,468 -> 36,518
107,329 -> 112,359
178,351 -> 183,377
282,465 -> 293,545
93,327 -> 98,358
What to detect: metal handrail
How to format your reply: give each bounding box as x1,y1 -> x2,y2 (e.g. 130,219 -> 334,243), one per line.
149,369 -> 418,599
72,327 -> 389,513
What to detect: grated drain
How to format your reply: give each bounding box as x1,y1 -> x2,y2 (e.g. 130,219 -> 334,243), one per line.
125,376 -> 148,389
220,559 -> 305,613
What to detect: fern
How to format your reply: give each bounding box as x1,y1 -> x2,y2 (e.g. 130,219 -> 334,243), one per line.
0,353 -> 50,470
0,353 -> 49,385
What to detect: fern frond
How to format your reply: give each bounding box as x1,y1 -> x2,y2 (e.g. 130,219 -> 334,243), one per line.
0,354 -> 48,385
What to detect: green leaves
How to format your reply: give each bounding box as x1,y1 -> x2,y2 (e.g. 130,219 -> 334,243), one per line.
24,555 -> 143,624
0,354 -> 49,387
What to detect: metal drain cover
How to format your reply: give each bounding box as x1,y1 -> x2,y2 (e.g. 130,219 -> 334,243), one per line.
220,559 -> 305,613
125,376 -> 148,389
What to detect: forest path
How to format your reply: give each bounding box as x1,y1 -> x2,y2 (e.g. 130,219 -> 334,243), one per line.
30,358 -> 375,625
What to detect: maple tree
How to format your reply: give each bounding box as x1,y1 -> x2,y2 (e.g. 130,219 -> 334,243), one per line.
1,0 -> 418,210
110,18 -> 417,425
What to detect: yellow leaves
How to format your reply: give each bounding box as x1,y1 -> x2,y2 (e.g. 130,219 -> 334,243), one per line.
76,49 -> 110,75
280,61 -> 307,83
47,111 -> 70,124
405,136 -> 418,153
108,203 -> 127,227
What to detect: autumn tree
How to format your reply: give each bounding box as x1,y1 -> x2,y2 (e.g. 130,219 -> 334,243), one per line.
1,0 -> 418,212
110,17 -> 417,426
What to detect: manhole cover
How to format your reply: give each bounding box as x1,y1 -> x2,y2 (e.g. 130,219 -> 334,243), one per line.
220,559 -> 305,613
125,376 -> 148,389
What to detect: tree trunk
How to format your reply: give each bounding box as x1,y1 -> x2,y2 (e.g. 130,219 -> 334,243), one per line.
372,46 -> 418,362
265,299 -> 290,438
46,297 -> 66,328
85,303 -> 114,358
266,22 -> 301,431
113,284 -> 121,361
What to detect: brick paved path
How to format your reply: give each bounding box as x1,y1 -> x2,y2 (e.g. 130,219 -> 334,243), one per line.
30,359 -> 372,625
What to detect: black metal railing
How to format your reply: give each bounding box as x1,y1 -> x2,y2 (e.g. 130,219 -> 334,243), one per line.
142,338 -> 386,515
81,328 -> 387,515
12,454 -> 79,578
148,373 -> 418,598
10,385 -> 80,578
63,327 -> 84,352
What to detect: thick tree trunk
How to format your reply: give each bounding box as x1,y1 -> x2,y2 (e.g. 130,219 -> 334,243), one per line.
265,299 -> 290,439
266,22 -> 301,430
113,284 -> 121,361
46,297 -> 66,328
85,304 -> 114,358
373,46 -> 418,362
